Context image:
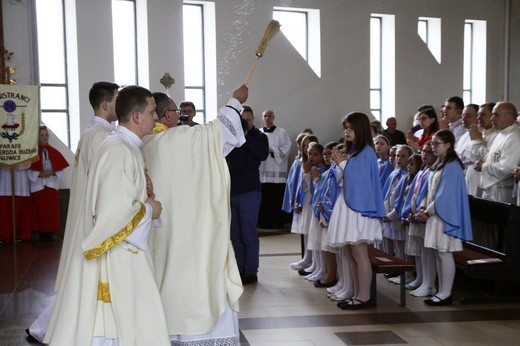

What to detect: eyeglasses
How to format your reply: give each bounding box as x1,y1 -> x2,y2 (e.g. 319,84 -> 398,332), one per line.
164,109 -> 181,116
429,141 -> 445,147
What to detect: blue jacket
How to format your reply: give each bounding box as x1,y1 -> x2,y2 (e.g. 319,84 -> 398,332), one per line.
226,126 -> 269,195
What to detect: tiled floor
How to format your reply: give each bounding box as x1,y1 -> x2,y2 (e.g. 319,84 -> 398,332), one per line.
2,231 -> 520,345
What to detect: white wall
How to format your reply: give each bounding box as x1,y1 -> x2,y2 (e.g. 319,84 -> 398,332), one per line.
2,0 -> 516,164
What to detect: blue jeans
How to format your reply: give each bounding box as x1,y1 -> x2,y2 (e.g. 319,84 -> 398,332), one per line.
230,191 -> 261,275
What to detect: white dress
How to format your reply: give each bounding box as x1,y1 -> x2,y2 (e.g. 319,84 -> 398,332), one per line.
327,164 -> 383,247
382,175 -> 406,241
307,212 -> 322,250
405,168 -> 431,256
405,193 -> 425,256
423,169 -> 463,252
297,173 -> 313,235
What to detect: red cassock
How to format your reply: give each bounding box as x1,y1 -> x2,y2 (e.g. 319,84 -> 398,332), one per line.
30,145 -> 69,233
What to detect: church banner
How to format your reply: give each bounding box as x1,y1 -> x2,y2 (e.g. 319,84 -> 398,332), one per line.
0,85 -> 40,166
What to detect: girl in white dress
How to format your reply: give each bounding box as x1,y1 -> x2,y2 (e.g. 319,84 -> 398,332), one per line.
382,145 -> 413,275
305,143 -> 328,282
326,144 -> 355,301
418,130 -> 473,306
331,112 -> 386,310
289,133 -> 312,270
404,143 -> 438,297
293,135 -> 319,275
310,142 -> 342,288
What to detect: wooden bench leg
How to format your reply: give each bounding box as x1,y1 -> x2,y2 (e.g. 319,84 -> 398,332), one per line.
371,270 -> 377,307
399,273 -> 406,307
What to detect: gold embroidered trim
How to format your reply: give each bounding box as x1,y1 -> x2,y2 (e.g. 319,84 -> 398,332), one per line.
83,203 -> 146,260
153,122 -> 168,134
97,282 -> 111,303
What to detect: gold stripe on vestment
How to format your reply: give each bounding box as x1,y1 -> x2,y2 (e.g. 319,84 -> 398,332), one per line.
97,282 -> 111,303
83,203 -> 146,260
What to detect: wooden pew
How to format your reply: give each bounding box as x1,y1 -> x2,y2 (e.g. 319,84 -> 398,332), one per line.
453,196 -> 520,303
368,246 -> 415,307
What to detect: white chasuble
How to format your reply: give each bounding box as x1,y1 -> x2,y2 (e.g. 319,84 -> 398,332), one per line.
44,128 -> 170,346
142,119 -> 244,336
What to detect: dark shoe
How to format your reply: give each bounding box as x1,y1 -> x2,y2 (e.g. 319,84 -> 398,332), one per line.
25,328 -> 40,343
337,298 -> 373,310
424,295 -> 453,306
384,273 -> 399,279
39,233 -> 52,242
298,269 -> 312,276
336,299 -> 352,309
241,273 -> 258,285
314,280 -> 338,288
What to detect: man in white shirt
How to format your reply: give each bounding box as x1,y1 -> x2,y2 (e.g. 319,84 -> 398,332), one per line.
258,109 -> 291,229
474,101 -> 520,204
441,96 -> 467,142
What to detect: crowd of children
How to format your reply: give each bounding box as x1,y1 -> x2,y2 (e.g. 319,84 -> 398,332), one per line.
287,112 -> 473,309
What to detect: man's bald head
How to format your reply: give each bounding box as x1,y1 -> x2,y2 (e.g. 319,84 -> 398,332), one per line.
491,101 -> 518,131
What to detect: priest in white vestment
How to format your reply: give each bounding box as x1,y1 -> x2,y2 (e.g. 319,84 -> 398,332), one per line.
455,104 -> 479,195
142,85 -> 248,345
474,102 -> 520,204
44,86 -> 170,346
464,103 -> 500,197
27,82 -> 120,343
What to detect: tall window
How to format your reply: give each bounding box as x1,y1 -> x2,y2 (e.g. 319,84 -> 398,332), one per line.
464,20 -> 487,104
370,14 -> 395,122
112,0 -> 138,86
35,0 -> 70,147
273,7 -> 321,77
183,1 -> 216,123
418,17 -> 441,63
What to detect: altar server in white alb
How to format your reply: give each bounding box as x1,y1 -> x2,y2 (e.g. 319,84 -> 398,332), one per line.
463,102 -> 499,197
258,109 -> 291,229
26,81 -> 119,343
44,85 -> 170,346
474,101 -> 520,204
0,163 -> 32,245
142,84 -> 248,345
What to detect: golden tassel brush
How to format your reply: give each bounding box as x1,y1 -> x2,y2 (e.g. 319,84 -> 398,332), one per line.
244,20 -> 281,85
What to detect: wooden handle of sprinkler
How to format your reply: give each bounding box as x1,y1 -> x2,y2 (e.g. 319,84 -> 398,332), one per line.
244,56 -> 260,86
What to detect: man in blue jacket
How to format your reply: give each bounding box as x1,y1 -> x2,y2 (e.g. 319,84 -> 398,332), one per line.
226,106 -> 269,284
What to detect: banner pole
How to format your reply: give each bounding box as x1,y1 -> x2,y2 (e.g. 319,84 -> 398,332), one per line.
10,166 -> 17,243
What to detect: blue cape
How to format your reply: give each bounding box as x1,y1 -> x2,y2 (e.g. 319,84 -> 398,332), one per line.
400,168 -> 430,222
382,168 -> 407,202
282,159 -> 301,212
391,171 -> 411,216
378,158 -> 394,188
434,160 -> 473,241
309,163 -> 327,198
343,146 -> 386,218
315,166 -> 340,222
